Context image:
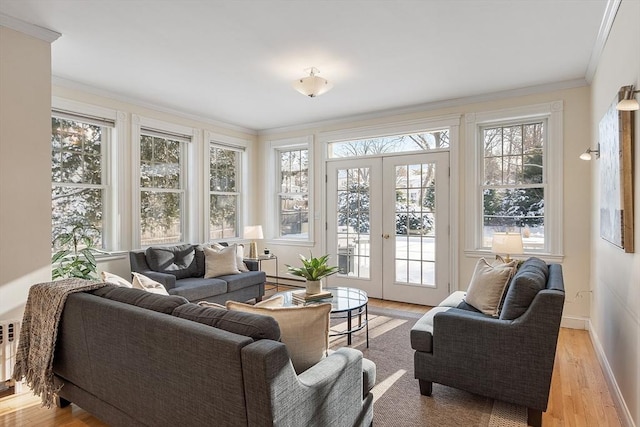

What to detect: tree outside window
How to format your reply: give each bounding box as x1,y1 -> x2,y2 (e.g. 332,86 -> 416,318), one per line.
210,145 -> 240,240
51,117 -> 106,251
279,149 -> 309,238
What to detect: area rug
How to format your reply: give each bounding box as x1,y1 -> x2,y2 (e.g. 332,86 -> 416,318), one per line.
329,306 -> 528,427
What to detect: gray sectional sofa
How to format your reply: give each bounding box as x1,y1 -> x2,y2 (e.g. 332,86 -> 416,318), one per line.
410,258 -> 565,427
53,285 -> 375,427
129,243 -> 265,304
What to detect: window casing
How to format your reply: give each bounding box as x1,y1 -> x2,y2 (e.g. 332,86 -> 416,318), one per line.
465,102 -> 563,258
138,128 -> 188,246
51,112 -> 113,251
209,144 -> 242,240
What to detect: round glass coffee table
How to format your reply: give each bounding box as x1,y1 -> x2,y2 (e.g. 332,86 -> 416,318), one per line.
277,287 -> 369,347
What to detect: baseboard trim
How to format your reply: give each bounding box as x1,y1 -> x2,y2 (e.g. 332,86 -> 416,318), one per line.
560,315 -> 588,329
587,320 -> 636,427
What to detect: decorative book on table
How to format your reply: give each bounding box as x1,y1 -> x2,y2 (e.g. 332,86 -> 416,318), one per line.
292,289 -> 333,302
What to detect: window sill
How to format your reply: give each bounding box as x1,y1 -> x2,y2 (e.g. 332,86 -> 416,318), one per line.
266,239 -> 315,248
95,251 -> 129,262
464,249 -> 564,263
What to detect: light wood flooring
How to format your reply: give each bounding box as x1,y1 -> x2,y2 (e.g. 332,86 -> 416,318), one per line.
0,289 -> 623,426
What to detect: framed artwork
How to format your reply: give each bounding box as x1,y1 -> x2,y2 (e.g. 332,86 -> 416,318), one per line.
599,87 -> 635,253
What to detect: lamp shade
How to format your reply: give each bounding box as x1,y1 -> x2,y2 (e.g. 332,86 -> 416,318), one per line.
491,232 -> 524,256
243,225 -> 263,240
292,68 -> 333,97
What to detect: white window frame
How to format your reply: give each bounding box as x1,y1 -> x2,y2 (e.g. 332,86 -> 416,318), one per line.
267,136 -> 314,245
51,97 -> 124,252
132,115 -> 195,248
205,131 -> 249,243
464,102 -> 564,261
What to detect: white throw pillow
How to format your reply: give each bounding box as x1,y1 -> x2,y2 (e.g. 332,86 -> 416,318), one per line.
101,271 -> 133,288
464,258 -> 516,316
226,300 -> 331,373
197,301 -> 227,309
210,243 -> 249,272
131,272 -> 169,295
197,295 -> 283,310
204,245 -> 241,278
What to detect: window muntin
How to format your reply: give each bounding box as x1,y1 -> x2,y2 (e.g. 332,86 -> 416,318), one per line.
328,129 -> 449,158
278,148 -> 309,238
51,116 -> 108,251
209,145 -> 240,240
139,133 -> 184,246
480,121 -> 545,251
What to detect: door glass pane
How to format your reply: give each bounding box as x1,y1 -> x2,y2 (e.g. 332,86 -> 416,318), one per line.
335,167 -> 370,278
395,163 -> 436,286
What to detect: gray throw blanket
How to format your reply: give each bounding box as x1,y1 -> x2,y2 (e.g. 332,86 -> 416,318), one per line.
13,278 -> 107,407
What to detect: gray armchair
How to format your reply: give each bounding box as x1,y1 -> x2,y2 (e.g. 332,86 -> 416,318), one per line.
411,259 -> 565,427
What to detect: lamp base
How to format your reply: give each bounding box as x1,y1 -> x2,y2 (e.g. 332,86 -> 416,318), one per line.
248,241 -> 258,259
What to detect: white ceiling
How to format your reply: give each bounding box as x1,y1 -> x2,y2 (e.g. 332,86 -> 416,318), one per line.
1,0 -> 609,132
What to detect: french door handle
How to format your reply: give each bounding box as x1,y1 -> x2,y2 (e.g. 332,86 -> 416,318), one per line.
382,234 -> 390,239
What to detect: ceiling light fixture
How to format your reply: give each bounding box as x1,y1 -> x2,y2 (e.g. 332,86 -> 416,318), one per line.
616,85 -> 640,111
579,143 -> 600,161
292,67 -> 333,98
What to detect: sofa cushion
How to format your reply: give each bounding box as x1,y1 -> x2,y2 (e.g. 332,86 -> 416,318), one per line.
169,277 -> 228,301
145,244 -> 199,279
172,303 -> 281,341
90,285 -> 188,314
227,301 -> 331,374
131,272 -> 170,295
500,257 -> 548,320
204,245 -> 241,278
217,271 -> 266,293
464,258 -> 516,316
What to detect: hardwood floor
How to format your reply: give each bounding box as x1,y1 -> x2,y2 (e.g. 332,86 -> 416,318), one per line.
0,293 -> 622,426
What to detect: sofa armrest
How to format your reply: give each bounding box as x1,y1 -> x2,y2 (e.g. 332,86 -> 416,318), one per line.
134,270 -> 176,290
244,259 -> 259,271
242,340 -> 370,427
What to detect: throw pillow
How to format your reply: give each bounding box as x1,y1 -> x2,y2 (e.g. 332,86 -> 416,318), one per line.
210,242 -> 249,272
197,300 -> 227,309
131,272 -> 170,296
226,300 -> 331,373
197,295 -> 283,310
464,258 -> 516,316
100,271 -> 133,288
144,244 -> 198,279
203,245 -> 241,278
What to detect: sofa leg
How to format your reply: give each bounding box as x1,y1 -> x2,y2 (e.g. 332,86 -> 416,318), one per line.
418,379 -> 432,396
55,395 -> 71,408
527,408 -> 542,427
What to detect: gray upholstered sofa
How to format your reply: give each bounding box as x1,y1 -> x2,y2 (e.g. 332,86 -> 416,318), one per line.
53,285 -> 375,426
410,258 -> 565,427
129,243 -> 265,304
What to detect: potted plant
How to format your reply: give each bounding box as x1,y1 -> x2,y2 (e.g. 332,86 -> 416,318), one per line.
286,252 -> 339,294
51,222 -> 102,280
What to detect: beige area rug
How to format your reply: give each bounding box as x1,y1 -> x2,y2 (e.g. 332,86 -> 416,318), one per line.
329,306 -> 528,427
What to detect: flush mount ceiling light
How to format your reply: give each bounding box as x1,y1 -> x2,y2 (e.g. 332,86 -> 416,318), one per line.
292,67 -> 333,98
616,85 -> 640,111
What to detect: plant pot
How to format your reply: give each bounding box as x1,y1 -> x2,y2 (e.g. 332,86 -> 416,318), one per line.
306,280 -> 323,295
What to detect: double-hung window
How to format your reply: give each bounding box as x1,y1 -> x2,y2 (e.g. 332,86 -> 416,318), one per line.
139,128 -> 189,246
209,144 -> 242,240
51,111 -> 114,251
278,146 -> 310,239
466,102 -> 563,257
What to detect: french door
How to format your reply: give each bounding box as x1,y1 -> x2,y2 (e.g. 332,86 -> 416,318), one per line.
326,152 -> 450,306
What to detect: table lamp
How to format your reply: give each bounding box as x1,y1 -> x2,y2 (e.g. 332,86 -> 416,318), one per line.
243,225 -> 263,259
491,232 -> 523,263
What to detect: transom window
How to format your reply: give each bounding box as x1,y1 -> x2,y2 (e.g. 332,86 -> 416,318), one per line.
481,121 -> 545,250
328,129 -> 449,158
139,129 -> 186,246
209,144 -> 241,240
51,114 -> 112,251
278,148 -> 309,238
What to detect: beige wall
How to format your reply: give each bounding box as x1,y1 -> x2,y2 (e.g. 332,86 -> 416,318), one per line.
258,85 -> 592,322
0,27 -> 53,321
589,1 -> 639,425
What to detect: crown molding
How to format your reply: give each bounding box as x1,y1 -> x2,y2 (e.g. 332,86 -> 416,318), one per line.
0,13 -> 61,43
51,76 -> 258,136
585,0 -> 621,83
258,78 -> 587,136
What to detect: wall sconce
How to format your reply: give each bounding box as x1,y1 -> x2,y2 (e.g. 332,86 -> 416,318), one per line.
616,85 -> 639,111
292,67 -> 333,97
579,143 -> 600,161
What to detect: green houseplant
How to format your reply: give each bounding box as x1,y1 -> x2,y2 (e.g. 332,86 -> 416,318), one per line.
286,252 -> 339,294
51,223 -> 101,280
